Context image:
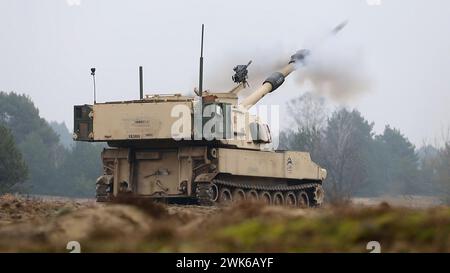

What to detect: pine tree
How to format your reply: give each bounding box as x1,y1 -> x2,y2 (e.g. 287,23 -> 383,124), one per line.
373,126 -> 419,195
0,124 -> 28,193
437,143 -> 450,203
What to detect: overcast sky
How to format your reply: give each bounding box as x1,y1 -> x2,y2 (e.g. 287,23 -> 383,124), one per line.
1,0 -> 449,146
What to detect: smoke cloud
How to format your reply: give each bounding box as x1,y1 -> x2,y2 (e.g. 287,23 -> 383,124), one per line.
295,46 -> 371,102
295,23 -> 372,102
204,21 -> 371,103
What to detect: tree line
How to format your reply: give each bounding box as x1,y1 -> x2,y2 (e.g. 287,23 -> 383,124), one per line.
0,91 -> 449,201
0,92 -> 103,197
279,92 -> 450,203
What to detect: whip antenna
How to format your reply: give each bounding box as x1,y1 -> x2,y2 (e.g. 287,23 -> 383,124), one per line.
198,24 -> 204,97
91,67 -> 96,104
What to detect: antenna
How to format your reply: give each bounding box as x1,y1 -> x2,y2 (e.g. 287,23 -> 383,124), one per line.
91,67 -> 96,104
198,24 -> 204,97
139,66 -> 144,100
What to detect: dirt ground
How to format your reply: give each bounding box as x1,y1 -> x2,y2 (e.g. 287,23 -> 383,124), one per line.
352,195 -> 442,208
0,194 -> 448,252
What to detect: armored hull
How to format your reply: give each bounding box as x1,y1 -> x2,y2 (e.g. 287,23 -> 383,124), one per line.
95,146 -> 325,206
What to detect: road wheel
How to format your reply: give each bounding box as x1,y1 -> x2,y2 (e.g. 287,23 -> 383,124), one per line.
284,191 -> 297,207
246,190 -> 259,202
259,191 -> 272,205
219,187 -> 232,204
313,185 -> 325,206
297,190 -> 310,208
210,183 -> 219,202
272,191 -> 284,206
232,188 -> 246,202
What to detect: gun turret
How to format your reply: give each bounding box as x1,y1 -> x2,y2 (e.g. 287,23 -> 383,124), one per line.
240,49 -> 310,109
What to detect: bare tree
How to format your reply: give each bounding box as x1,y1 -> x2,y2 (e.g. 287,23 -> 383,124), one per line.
286,92 -> 328,130
279,92 -> 328,162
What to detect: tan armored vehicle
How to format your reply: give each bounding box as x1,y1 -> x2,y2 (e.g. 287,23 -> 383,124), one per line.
73,28 -> 327,207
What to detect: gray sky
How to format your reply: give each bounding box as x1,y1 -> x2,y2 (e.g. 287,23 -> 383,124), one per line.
1,0 -> 449,146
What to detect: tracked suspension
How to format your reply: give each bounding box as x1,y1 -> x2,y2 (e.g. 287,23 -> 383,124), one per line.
195,179 -> 324,208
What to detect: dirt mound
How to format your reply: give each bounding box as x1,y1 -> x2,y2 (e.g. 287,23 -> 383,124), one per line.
0,194 -> 92,226
1,195 -> 450,252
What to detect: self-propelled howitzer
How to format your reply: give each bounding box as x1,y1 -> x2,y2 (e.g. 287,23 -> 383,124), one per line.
73,41 -> 326,207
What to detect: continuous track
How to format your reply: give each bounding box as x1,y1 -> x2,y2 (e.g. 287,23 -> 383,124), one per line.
195,179 -> 324,207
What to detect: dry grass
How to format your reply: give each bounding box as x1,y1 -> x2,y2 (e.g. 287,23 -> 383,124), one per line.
0,195 -> 449,252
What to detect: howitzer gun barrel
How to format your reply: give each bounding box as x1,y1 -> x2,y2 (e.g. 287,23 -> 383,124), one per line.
240,49 -> 309,109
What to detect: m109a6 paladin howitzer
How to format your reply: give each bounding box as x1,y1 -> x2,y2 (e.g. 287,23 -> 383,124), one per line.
73,28 -> 326,207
